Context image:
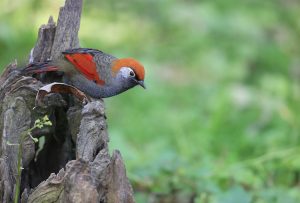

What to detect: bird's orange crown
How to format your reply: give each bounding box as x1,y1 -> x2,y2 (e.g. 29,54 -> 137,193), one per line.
112,58 -> 145,81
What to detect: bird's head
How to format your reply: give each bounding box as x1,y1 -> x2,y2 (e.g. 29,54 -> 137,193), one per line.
112,58 -> 146,89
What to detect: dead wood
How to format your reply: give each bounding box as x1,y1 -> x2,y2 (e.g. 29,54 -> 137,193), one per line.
0,0 -> 135,202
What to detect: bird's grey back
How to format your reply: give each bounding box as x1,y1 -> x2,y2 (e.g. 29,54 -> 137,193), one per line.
93,51 -> 118,85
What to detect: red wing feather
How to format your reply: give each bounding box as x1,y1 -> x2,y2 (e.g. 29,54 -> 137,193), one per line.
64,53 -> 105,85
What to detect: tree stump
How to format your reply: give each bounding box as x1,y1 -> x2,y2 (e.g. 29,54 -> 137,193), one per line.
0,0 -> 135,202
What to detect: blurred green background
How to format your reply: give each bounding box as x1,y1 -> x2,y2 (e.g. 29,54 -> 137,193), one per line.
1,0 -> 300,202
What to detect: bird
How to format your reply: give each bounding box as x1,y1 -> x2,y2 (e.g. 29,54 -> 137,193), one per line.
22,48 -> 146,98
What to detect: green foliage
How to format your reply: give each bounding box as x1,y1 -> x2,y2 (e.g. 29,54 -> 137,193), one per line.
1,0 -> 300,202
6,115 -> 52,202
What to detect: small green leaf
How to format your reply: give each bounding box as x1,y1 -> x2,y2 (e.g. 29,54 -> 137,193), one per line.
44,121 -> 52,126
6,141 -> 19,146
31,137 -> 38,143
42,115 -> 49,122
34,119 -> 40,125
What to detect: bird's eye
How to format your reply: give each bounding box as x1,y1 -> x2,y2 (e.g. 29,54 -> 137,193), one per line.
129,70 -> 135,77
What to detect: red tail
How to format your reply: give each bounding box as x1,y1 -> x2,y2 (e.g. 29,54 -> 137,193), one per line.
22,61 -> 59,74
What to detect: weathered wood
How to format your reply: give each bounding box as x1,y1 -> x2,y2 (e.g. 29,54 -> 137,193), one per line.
31,16 -> 56,63
51,0 -> 82,60
0,0 -> 135,202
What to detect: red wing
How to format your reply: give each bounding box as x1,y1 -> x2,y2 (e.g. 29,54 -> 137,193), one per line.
64,53 -> 105,85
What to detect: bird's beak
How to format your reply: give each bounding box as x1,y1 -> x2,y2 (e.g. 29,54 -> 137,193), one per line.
138,80 -> 146,89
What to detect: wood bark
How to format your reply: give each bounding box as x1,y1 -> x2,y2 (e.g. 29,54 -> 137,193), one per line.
0,0 -> 135,202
